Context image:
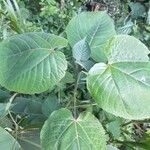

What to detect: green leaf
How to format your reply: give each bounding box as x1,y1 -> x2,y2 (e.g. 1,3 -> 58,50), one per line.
117,20 -> 134,34
73,38 -> 91,62
42,95 -> 60,117
40,108 -> 106,150
0,32 -> 68,94
147,8 -> 150,25
105,35 -> 149,63
12,97 -> 44,117
73,38 -> 93,70
0,117 -> 13,128
107,145 -> 119,150
18,130 -> 41,150
106,120 -> 121,139
87,35 -> 150,119
66,11 -> 116,62
129,2 -> 146,18
0,89 -> 10,102
60,71 -> 75,84
0,126 -> 21,150
0,103 -> 7,117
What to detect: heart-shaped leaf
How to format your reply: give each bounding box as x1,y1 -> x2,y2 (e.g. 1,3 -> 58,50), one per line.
66,11 -> 116,62
0,32 -> 68,94
0,126 -> 21,150
40,108 -> 106,150
87,35 -> 150,119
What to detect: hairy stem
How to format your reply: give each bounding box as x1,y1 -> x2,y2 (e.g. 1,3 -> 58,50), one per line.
73,71 -> 82,118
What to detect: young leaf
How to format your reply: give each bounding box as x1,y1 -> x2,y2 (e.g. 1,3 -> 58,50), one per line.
73,38 -> 93,70
66,11 -> 116,62
0,126 -> 21,149
0,32 -> 68,94
87,35 -> 150,120
40,108 -> 106,150
73,38 -> 91,62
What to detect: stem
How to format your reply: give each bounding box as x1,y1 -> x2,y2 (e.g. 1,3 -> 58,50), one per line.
69,103 -> 97,109
122,120 -> 133,127
73,71 -> 82,118
8,110 -> 19,150
5,93 -> 18,112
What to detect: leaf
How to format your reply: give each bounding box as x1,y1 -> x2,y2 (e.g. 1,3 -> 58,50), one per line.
147,8 -> 150,25
42,95 -> 60,117
77,60 -> 94,71
0,126 -> 21,150
12,97 -> 44,116
0,116 -> 13,128
66,11 -> 116,62
117,20 -> 134,34
18,130 -> 41,150
106,120 -> 121,139
129,2 -> 146,18
87,35 -> 150,120
105,35 -> 149,63
73,38 -> 94,70
40,108 -> 106,150
60,71 -> 75,84
107,145 -> 119,150
0,103 -> 7,117
0,32 -> 68,94
73,38 -> 91,62
0,89 -> 10,102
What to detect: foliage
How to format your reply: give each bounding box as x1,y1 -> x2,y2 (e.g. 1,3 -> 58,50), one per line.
0,0 -> 150,150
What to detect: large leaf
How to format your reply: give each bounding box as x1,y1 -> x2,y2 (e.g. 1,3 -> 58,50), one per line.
0,126 -> 21,150
66,11 -> 116,62
0,32 -> 68,94
40,108 -> 106,150
87,35 -> 150,119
